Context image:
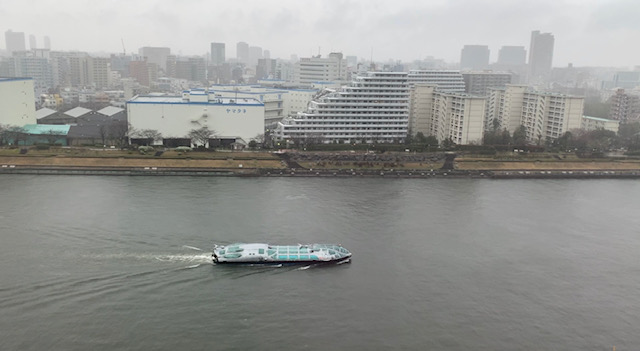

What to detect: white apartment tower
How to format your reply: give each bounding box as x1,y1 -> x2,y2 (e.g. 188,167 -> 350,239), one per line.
276,72 -> 409,144
410,84 -> 485,145
293,53 -> 348,86
487,85 -> 583,143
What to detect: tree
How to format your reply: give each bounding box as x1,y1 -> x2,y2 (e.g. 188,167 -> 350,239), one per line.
441,137 -> 455,149
45,129 -> 64,145
188,126 -> 215,148
424,135 -> 439,147
512,125 -> 528,146
4,126 -> 27,146
135,129 -> 162,146
248,140 -> 258,149
108,121 -> 131,147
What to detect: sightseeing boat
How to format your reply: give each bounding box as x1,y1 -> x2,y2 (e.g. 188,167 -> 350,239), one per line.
212,243 -> 351,265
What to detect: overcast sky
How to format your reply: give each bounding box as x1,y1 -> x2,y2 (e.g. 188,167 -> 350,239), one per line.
1,0 -> 638,68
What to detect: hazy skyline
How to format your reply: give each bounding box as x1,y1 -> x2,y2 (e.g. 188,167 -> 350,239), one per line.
1,0 -> 638,68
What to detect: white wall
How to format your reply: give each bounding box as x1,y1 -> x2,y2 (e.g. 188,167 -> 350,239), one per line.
128,100 -> 264,142
0,78 -> 36,126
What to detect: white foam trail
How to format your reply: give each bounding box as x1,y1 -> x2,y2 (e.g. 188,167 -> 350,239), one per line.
298,265 -> 312,270
185,264 -> 201,269
182,245 -> 203,251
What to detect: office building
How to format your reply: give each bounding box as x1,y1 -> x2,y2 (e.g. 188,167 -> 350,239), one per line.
460,45 -> 490,70
236,42 -> 249,64
293,53 -> 348,86
497,46 -> 526,66
210,42 -> 225,66
138,47 -> 171,72
528,31 -> 554,82
5,30 -> 26,53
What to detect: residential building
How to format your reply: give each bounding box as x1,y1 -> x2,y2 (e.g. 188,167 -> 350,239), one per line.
487,85 -> 583,143
275,71 -> 410,144
460,45 -> 489,70
0,77 -> 36,126
127,88 -> 264,146
582,116 -> 619,134
462,71 -> 512,96
528,31 -> 554,83
608,88 -> 640,122
293,53 -> 348,86
409,84 -> 485,145
407,70 -> 466,93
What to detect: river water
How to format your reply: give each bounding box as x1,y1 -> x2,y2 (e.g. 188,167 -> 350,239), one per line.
0,175 -> 639,350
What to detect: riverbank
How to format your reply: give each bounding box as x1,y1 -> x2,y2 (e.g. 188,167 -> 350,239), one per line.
1,149 -> 640,178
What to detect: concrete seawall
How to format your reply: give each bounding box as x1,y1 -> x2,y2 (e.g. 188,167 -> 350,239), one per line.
2,165 -> 640,179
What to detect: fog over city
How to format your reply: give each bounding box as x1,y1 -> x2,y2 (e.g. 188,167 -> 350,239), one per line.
1,0 -> 638,67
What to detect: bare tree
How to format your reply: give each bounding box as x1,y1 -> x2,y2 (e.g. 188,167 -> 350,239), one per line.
45,129 -> 64,145
5,126 -> 27,146
134,128 -> 162,146
188,126 -> 215,148
108,121 -> 130,147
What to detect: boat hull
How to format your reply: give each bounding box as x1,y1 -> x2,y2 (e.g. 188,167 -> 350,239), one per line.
213,257 -> 351,266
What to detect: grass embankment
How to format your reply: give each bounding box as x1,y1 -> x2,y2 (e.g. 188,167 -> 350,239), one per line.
0,147 -> 285,169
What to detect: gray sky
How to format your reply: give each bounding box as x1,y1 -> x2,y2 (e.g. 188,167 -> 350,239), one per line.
2,0 -> 639,68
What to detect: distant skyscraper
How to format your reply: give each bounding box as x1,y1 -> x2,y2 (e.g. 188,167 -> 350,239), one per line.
236,42 -> 249,64
528,30 -> 554,81
497,46 -> 526,66
248,46 -> 263,66
210,42 -> 225,65
44,36 -> 51,49
460,45 -> 490,70
5,30 -> 26,53
29,35 -> 36,49
263,50 -> 270,60
138,47 -> 171,72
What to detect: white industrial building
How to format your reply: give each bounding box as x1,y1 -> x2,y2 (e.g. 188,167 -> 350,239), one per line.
127,88 -> 264,146
0,77 -> 36,126
275,72 -> 409,144
486,85 -> 584,143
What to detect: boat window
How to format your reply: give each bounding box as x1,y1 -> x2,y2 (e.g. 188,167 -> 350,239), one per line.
258,249 -> 265,254
300,255 -> 309,259
329,250 -> 336,255
310,255 -> 319,260
267,249 -> 276,255
299,248 -> 309,253
289,255 -> 298,259
219,250 -> 225,255
278,255 -> 288,260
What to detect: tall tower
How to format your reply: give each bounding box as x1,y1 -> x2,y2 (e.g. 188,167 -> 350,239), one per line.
236,42 -> 249,64
528,31 -> 554,82
5,30 -> 26,53
29,35 -> 37,49
44,36 -> 51,49
210,42 -> 225,65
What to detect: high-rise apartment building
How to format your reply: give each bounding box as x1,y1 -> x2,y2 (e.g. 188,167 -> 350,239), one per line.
210,42 -> 225,66
460,45 -> 490,71
486,85 -> 583,142
5,30 -> 26,53
276,71 -> 410,144
462,71 -> 512,96
293,53 -> 348,85
409,84 -> 485,145
608,89 -> 640,122
407,70 -> 466,93
528,31 -> 554,82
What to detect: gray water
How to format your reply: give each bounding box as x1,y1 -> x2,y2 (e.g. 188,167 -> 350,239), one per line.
1,175 -> 639,350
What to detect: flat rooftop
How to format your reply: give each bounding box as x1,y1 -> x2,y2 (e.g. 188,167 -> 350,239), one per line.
128,95 -> 264,106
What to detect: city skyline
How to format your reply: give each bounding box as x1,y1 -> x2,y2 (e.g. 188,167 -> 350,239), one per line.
1,0 -> 638,68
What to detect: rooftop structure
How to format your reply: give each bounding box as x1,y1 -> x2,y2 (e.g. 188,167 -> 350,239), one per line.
407,70 -> 466,93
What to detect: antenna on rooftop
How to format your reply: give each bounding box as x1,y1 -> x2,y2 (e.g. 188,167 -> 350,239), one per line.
121,38 -> 126,55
